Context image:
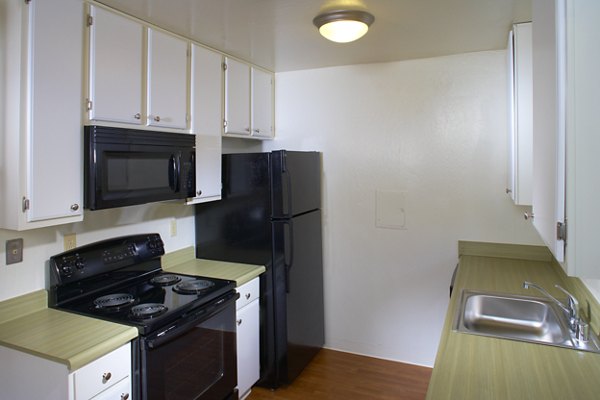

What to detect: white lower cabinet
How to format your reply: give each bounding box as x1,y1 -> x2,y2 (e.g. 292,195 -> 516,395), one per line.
236,278 -> 260,399
0,342 -> 131,400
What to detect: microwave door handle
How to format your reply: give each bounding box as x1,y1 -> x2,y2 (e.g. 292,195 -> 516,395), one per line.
168,154 -> 180,192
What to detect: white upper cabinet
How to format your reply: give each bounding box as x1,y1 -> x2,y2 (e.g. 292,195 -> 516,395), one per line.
563,0 -> 600,278
532,0 -> 600,277
532,0 -> 566,264
190,44 -> 223,203
507,22 -> 533,206
87,6 -> 189,131
147,28 -> 189,130
251,68 -> 274,138
0,0 -> 84,230
224,57 -> 274,139
224,58 -> 252,136
88,6 -> 143,125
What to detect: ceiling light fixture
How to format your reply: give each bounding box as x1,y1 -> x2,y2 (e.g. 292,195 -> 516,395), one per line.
313,10 -> 375,43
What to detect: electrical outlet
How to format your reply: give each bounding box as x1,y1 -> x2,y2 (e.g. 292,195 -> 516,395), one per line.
6,239 -> 24,264
64,233 -> 77,251
170,219 -> 177,237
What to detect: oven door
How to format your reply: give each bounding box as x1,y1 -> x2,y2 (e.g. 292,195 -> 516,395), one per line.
137,292 -> 238,400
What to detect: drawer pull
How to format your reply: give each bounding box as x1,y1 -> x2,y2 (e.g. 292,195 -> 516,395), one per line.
121,393 -> 130,400
245,293 -> 251,300
102,372 -> 112,383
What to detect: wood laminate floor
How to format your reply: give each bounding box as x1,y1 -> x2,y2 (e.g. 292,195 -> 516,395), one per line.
247,349 -> 432,400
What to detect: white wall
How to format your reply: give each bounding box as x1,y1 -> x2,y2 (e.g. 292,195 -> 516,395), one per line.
265,50 -> 543,367
0,202 -> 195,301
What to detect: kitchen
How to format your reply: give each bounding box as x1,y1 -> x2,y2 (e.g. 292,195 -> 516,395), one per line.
1,0 -> 600,399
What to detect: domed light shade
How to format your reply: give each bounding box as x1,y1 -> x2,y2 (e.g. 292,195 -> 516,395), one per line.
313,10 -> 375,43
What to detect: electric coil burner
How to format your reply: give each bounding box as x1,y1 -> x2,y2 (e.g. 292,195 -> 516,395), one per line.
131,303 -> 168,319
48,234 -> 239,400
173,279 -> 215,294
150,274 -> 182,286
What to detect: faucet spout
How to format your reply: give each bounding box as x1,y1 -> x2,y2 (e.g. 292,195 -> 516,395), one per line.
523,281 -> 580,330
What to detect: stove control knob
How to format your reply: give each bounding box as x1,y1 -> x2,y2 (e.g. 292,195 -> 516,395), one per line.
61,265 -> 73,276
75,258 -> 85,270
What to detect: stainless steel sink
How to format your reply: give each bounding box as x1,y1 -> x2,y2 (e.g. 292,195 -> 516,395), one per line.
453,290 -> 600,353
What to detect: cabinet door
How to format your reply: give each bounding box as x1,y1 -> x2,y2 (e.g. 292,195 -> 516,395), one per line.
88,6 -> 143,125
508,23 -> 532,206
191,45 -> 222,202
251,68 -> 274,138
27,0 -> 84,222
147,28 -> 189,129
224,58 -> 251,135
236,300 -> 260,398
532,0 -> 565,262
564,0 -> 600,277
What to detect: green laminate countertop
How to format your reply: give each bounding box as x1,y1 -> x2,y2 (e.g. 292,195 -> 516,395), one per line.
0,290 -> 138,371
162,247 -> 266,286
426,242 -> 600,400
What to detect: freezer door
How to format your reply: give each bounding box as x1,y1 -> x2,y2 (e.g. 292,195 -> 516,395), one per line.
270,150 -> 321,218
271,210 -> 324,384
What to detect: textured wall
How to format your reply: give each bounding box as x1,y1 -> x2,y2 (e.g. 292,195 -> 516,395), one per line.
264,50 -> 543,366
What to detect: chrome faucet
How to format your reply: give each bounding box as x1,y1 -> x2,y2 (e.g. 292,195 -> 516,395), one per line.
523,281 -> 588,341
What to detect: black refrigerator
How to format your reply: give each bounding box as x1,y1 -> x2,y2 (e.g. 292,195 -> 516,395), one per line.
195,150 -> 325,388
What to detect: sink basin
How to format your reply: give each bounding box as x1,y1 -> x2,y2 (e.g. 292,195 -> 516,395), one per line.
454,290 -> 600,353
454,290 -> 570,345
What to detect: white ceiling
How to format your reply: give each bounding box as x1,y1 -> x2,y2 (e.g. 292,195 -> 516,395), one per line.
97,0 -> 531,72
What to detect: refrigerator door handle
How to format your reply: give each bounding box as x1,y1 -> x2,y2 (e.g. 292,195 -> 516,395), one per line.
281,152 -> 293,218
283,220 -> 295,293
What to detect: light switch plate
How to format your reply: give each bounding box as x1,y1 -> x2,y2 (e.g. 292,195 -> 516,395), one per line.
6,238 -> 24,264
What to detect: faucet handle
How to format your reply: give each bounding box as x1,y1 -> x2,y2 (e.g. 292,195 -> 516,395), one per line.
554,285 -> 579,318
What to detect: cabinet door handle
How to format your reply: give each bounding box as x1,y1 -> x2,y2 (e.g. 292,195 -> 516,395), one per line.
237,319 -> 242,326
244,127 -> 250,132
154,115 -> 161,122
134,113 -> 141,120
524,212 -> 534,221
196,190 -> 202,196
121,393 -> 130,400
245,293 -> 251,300
70,204 -> 79,211
253,128 -> 260,134
102,372 -> 112,383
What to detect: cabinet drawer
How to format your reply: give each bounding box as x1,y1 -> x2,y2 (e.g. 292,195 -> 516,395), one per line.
90,377 -> 131,400
236,278 -> 259,310
74,343 -> 131,399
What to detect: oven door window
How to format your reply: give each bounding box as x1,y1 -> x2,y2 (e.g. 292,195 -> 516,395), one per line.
140,300 -> 237,400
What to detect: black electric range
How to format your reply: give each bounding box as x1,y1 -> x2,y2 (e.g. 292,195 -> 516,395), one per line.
48,234 -> 240,400
48,234 -> 235,335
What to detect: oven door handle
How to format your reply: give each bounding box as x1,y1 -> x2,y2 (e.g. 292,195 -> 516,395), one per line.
146,291 -> 239,349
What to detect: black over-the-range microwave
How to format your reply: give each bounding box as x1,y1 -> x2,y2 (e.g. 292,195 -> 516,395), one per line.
84,125 -> 196,210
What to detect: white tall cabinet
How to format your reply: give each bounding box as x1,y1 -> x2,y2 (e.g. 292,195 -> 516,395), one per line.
532,0 -> 600,277
190,44 -> 223,203
0,0 -> 84,230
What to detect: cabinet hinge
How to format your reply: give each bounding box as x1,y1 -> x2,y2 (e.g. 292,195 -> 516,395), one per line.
87,15 -> 94,27
86,99 -> 93,111
222,62 -> 227,71
557,221 -> 567,242
22,197 -> 30,212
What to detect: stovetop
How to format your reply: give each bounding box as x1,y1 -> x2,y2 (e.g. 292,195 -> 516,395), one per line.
47,233 -> 235,336
55,271 -> 235,335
